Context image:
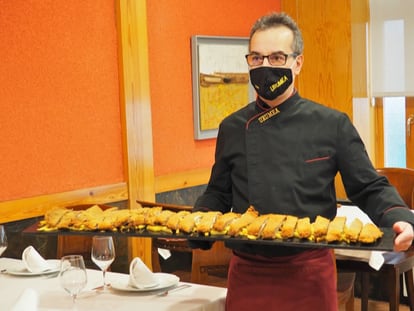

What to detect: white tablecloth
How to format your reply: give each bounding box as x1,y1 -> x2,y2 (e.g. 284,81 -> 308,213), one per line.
0,258 -> 226,311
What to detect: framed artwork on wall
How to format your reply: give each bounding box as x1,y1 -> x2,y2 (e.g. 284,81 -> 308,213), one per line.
191,35 -> 254,140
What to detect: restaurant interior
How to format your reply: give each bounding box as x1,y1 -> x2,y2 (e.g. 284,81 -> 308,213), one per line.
1,0 -> 414,310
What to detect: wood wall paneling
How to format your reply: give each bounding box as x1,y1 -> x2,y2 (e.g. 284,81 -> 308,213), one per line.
282,0 -> 353,199
351,0 -> 369,98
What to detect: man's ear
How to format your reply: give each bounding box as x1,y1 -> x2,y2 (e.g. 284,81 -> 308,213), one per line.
293,54 -> 304,75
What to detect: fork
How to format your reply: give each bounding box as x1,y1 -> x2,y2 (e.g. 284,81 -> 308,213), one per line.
156,284 -> 191,296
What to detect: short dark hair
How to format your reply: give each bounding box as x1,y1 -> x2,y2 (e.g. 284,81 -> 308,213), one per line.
249,12 -> 304,55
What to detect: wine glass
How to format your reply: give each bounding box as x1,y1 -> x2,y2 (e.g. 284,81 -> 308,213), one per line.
0,225 -> 7,257
91,236 -> 115,289
59,255 -> 87,308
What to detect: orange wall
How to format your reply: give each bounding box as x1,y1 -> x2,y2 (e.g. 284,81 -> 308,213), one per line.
0,1 -> 123,201
147,0 -> 281,176
0,0 -> 281,202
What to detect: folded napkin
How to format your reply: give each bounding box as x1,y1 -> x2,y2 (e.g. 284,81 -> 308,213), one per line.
22,246 -> 50,273
128,257 -> 159,289
10,288 -> 38,311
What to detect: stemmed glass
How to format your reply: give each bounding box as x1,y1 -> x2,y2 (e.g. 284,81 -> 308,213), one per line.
91,236 -> 115,289
59,255 -> 87,308
0,225 -> 7,257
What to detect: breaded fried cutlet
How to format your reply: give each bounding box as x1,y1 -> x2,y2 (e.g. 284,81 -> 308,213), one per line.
211,212 -> 241,235
166,210 -> 190,233
245,215 -> 269,239
146,209 -> 176,233
358,223 -> 383,244
280,215 -> 298,239
44,207 -> 71,228
295,217 -> 312,239
326,216 -> 346,242
344,218 -> 363,243
227,206 -> 259,237
313,215 -> 330,241
178,211 -> 204,233
196,211 -> 222,235
261,214 -> 286,239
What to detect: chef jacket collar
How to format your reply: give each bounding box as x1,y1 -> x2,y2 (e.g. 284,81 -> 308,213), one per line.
255,89 -> 299,112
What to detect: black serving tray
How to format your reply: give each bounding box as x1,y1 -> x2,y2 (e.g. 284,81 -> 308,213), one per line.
22,222 -> 395,251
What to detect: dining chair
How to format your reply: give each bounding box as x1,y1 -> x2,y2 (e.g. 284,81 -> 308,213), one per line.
190,241 -> 230,287
151,237 -> 229,286
337,272 -> 356,311
151,237 -> 192,273
337,167 -> 414,311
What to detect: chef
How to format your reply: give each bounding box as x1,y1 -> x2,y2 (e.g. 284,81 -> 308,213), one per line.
190,12 -> 414,311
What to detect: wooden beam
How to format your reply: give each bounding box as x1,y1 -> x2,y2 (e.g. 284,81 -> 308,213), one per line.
116,0 -> 155,268
0,182 -> 128,223
0,166 -> 211,224
155,167 -> 211,193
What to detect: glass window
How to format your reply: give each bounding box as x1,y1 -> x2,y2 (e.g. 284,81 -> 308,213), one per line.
383,97 -> 406,167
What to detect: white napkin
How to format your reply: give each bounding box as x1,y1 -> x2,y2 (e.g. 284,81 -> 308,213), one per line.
10,288 -> 38,311
22,246 -> 50,273
368,251 -> 385,270
128,257 -> 159,289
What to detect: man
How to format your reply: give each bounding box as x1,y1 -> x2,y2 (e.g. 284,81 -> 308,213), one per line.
190,12 -> 414,310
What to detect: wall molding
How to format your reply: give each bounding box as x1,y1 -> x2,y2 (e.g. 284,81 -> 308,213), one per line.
0,182 -> 128,223
0,167 -> 210,224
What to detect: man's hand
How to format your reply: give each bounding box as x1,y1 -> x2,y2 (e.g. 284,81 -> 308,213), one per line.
393,221 -> 414,251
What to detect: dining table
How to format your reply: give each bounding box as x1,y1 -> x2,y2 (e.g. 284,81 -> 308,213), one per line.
0,257 -> 227,311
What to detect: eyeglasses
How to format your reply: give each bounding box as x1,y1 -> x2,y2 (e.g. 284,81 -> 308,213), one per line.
245,52 -> 297,67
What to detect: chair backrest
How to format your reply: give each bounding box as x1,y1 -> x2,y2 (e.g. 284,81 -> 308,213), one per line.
376,167 -> 414,208
191,241 -> 231,286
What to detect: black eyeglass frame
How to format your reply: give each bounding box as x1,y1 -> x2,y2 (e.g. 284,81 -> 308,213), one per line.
245,52 -> 298,67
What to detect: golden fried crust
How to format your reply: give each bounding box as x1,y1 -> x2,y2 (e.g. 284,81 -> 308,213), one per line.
261,214 -> 286,239
313,215 -> 330,238
84,204 -> 104,215
56,210 -> 77,229
178,212 -> 204,233
245,215 -> 269,239
280,215 -> 298,239
68,211 -> 89,230
44,207 -> 71,228
326,216 -> 346,242
295,217 -> 312,239
154,210 -> 176,226
358,223 -> 383,243
196,211 -> 222,234
165,210 -> 190,231
212,212 -> 241,234
227,207 -> 259,237
130,211 -> 146,227
144,207 -> 163,225
344,218 -> 363,243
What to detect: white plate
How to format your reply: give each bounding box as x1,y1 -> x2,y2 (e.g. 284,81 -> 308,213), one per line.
7,259 -> 60,276
111,273 -> 180,292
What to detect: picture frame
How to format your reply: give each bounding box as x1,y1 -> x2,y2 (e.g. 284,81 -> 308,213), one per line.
191,35 -> 255,140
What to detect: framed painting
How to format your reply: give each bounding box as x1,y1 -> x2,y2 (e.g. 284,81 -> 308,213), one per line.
191,35 -> 254,140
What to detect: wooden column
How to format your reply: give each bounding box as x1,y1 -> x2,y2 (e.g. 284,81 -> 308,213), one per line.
116,0 -> 155,268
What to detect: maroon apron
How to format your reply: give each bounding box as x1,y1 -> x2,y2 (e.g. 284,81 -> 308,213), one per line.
226,248 -> 337,311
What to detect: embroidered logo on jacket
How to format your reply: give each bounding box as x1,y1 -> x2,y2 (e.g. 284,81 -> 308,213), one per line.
258,107 -> 280,123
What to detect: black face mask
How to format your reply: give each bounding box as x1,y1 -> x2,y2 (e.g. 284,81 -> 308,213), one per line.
249,66 -> 293,100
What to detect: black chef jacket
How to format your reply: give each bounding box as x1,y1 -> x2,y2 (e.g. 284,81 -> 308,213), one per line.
194,92 -> 414,257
